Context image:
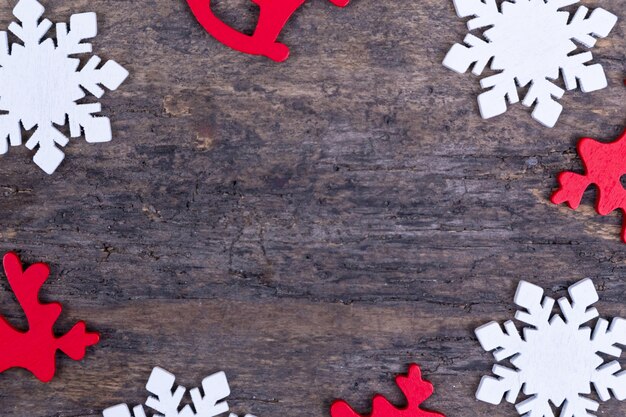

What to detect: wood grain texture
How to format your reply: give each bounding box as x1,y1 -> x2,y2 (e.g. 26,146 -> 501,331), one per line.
0,0 -> 624,416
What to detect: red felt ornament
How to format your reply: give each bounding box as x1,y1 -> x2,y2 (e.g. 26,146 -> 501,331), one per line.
331,364 -> 445,417
552,128 -> 626,242
185,0 -> 350,62
0,252 -> 99,382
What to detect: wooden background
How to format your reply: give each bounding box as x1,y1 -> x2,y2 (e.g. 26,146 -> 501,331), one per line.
0,0 -> 624,416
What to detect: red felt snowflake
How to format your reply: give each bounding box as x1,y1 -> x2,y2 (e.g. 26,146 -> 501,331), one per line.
186,0 -> 350,62
0,252 -> 99,382
552,128 -> 626,242
331,364 -> 445,417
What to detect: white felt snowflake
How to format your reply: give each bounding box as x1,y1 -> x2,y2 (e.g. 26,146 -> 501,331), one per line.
443,0 -> 617,127
0,0 -> 128,174
102,367 -> 253,417
476,278 -> 626,417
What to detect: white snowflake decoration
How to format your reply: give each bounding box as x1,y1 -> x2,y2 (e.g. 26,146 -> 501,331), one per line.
443,0 -> 617,127
103,367 -> 249,417
476,278 -> 626,417
0,0 -> 128,174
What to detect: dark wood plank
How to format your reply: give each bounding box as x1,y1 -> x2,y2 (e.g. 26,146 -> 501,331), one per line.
0,0 -> 624,416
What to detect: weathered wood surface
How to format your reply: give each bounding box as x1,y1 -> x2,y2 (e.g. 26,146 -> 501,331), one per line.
0,0 -> 625,416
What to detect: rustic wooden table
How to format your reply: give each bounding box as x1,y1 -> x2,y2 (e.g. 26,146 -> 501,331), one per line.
0,1 -> 624,416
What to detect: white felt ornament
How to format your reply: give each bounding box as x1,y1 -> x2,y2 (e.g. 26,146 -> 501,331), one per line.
0,0 -> 128,174
103,367 -> 256,417
475,278 -> 626,417
443,0 -> 617,127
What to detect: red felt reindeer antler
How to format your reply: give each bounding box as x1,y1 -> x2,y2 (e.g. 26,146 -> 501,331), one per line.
552,128 -> 626,242
186,0 -> 350,62
552,80 -> 626,242
331,364 -> 445,417
0,252 -> 99,382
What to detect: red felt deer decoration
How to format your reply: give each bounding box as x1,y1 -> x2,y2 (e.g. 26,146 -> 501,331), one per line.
552,128 -> 626,242
0,252 -> 99,382
552,81 -> 626,242
186,0 -> 350,62
331,364 -> 445,417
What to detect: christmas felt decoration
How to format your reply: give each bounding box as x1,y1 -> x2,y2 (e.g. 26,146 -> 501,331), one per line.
331,364 -> 445,417
0,252 -> 99,382
443,0 -> 617,127
552,129 -> 626,242
475,278 -> 625,416
186,0 -> 350,62
0,0 -> 128,173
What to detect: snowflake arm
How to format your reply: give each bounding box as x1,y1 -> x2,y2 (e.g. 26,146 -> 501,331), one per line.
515,394 -> 558,417
68,55 -> 129,146
560,52 -> 605,93
189,371 -> 231,417
592,361 -> 626,402
566,6 -> 617,50
560,7 -> 617,94
559,396 -> 599,417
520,78 -> 565,128
452,0 -> 501,31
591,318 -> 626,359
68,102 -> 110,143
444,33 -> 495,79
145,367 -> 196,417
55,12 -> 96,56
24,124 -> 69,175
476,71 -> 520,119
9,0 -> 51,47
557,279 -> 599,328
78,56 -> 129,99
590,318 -> 626,401
442,0 -> 501,76
475,321 -> 525,405
514,281 -> 554,330
476,364 -> 523,405
476,320 -> 524,362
